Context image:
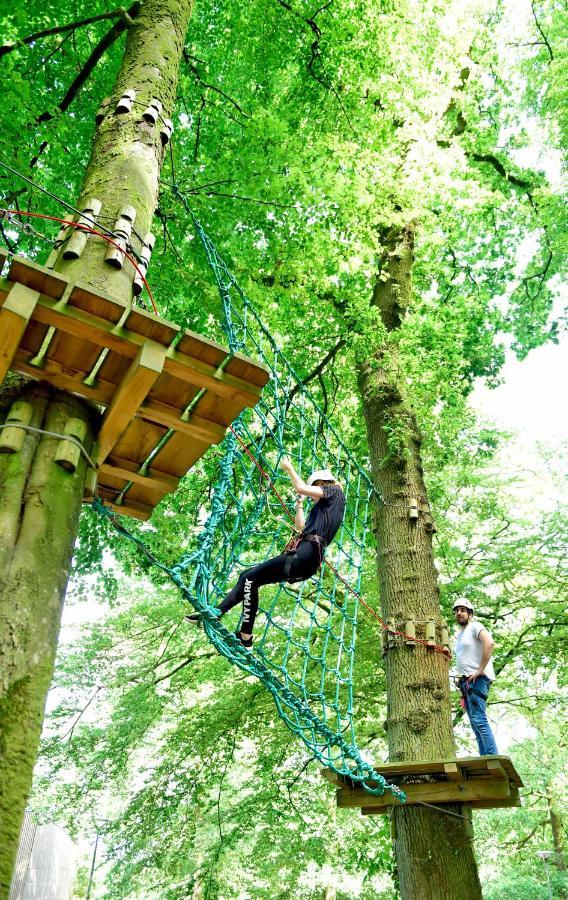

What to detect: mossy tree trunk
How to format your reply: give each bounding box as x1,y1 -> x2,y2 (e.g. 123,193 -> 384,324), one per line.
0,0 -> 194,892
356,225 -> 482,899
547,786 -> 567,874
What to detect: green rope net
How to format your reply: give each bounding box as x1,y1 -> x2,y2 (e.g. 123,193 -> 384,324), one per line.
95,207 -> 403,801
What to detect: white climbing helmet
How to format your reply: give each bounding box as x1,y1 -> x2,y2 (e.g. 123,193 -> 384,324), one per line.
307,469 -> 335,486
452,599 -> 474,612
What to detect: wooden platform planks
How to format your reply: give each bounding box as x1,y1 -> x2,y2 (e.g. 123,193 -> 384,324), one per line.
322,755 -> 523,815
0,254 -> 270,519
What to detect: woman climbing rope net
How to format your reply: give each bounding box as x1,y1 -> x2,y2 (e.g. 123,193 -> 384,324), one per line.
186,458 -> 346,647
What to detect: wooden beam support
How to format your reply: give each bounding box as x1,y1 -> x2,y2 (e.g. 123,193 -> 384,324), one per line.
29,293 -> 264,405
8,256 -> 69,299
164,348 -> 263,406
0,283 -> 40,383
99,458 -> 180,493
138,398 -> 227,444
321,769 -> 347,787
469,784 -> 521,809
443,763 -> 465,782
337,777 -> 511,810
13,349 -> 116,405
485,759 -> 507,779
88,497 -> 153,521
323,755 -> 522,785
95,341 -> 166,465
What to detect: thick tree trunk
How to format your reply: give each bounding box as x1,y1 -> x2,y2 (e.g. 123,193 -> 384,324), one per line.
547,786 -> 567,873
0,382 -> 98,896
0,0 -> 194,892
356,226 -> 482,899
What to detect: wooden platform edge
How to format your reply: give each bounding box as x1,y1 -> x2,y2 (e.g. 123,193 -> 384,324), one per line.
321,754 -> 524,815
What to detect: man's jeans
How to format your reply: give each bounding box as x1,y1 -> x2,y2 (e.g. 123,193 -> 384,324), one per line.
461,675 -> 499,756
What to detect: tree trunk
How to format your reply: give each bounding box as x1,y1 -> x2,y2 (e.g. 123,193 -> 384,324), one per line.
356,225 -> 482,899
547,786 -> 567,873
0,0 -> 194,892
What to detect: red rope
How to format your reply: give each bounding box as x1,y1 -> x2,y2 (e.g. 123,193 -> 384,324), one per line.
0,208 -> 158,314
228,424 -> 451,657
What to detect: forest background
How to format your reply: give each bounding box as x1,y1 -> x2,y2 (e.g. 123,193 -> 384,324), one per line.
0,0 -> 566,896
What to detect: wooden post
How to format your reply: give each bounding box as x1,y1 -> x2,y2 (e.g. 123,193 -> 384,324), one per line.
0,400 -> 33,454
0,284 -> 40,384
62,199 -> 102,261
95,340 -> 166,464
54,418 -> 89,473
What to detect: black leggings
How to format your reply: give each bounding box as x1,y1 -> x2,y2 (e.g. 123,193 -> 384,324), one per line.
218,540 -> 321,632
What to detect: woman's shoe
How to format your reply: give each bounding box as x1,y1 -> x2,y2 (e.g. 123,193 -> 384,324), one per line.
235,631 -> 254,649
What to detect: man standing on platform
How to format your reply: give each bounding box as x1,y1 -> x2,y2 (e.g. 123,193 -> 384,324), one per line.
453,600 -> 499,756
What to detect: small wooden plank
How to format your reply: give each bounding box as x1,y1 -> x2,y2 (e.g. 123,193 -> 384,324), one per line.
444,763 -> 465,782
0,283 -> 40,383
95,341 -> 166,465
69,282 -> 128,323
226,352 -> 271,388
336,778 -> 511,810
485,759 -> 507,779
321,769 -> 346,787
8,256 -> 69,299
137,398 -> 226,444
0,247 -> 8,273
124,306 -> 179,346
31,294 -> 141,360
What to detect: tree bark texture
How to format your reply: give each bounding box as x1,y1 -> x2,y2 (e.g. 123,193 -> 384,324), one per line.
356,225 -> 482,899
0,383 -> 98,897
56,0 -> 194,304
0,0 -> 195,892
547,786 -> 567,873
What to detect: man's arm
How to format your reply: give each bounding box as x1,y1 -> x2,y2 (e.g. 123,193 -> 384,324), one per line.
468,629 -> 495,682
280,457 -> 324,499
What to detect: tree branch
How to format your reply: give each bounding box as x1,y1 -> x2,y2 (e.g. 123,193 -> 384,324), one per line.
37,2 -> 141,123
287,338 -> 346,404
0,7 -> 137,59
183,50 -> 249,118
466,151 -> 533,189
531,1 -> 554,61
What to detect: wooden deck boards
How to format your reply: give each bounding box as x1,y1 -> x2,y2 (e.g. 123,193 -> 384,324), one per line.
0,255 -> 270,519
322,755 -> 524,815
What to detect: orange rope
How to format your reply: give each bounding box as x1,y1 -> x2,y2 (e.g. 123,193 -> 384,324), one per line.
227,424 -> 451,657
0,208 -> 158,314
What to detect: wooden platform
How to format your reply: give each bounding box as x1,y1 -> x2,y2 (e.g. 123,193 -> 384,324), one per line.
0,253 -> 270,519
322,756 -> 523,815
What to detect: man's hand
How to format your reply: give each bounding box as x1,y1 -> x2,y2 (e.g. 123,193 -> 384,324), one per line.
467,669 -> 485,684
280,457 -> 293,473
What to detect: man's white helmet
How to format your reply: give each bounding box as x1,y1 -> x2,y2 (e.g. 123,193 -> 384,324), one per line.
452,599 -> 474,612
307,469 -> 335,486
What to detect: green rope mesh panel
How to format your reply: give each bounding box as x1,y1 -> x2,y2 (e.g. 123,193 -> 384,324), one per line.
94,205 -> 404,801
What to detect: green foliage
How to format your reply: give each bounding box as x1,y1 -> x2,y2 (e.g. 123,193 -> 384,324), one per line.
1,0 -> 567,894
